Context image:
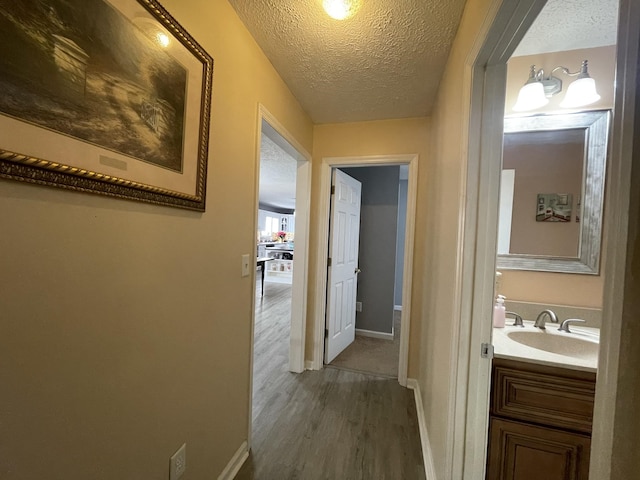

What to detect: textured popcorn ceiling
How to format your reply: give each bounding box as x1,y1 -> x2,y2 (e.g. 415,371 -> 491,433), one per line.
259,133 -> 297,211
249,0 -> 618,209
514,0 -> 618,57
228,0 -> 467,124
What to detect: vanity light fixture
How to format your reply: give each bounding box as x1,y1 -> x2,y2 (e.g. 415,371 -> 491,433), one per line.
512,60 -> 601,112
322,0 -> 360,20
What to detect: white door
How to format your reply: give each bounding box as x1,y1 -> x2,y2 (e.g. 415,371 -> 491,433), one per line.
324,169 -> 362,364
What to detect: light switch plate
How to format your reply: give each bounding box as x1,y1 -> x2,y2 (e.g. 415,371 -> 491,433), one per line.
241,254 -> 250,277
170,443 -> 186,480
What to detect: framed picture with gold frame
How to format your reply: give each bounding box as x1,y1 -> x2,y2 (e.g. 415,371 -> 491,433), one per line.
0,0 -> 213,211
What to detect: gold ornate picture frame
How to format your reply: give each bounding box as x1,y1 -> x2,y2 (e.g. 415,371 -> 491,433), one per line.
0,0 -> 213,211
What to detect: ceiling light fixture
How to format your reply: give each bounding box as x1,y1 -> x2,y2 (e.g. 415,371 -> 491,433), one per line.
133,16 -> 171,49
156,32 -> 170,48
322,0 -> 360,20
513,60 -> 601,112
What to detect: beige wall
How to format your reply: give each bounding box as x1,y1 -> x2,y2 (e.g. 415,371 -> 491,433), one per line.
503,131 -> 584,257
419,17 -> 619,478
308,118 -> 431,378
417,0 -> 499,476
0,0 -> 313,478
499,45 -> 616,309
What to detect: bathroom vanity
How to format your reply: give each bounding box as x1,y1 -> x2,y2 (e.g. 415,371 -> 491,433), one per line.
487,109 -> 608,479
486,324 -> 598,480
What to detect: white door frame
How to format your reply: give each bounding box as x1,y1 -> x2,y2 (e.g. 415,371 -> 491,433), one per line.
312,154 -> 418,387
589,0 -> 638,476
454,0 -> 636,478
248,104 -> 312,448
451,1 -> 549,476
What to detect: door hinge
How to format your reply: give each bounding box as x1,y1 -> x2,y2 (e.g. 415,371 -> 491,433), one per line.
481,343 -> 494,359
331,185 -> 335,195
325,328 -> 329,338
327,257 -> 332,267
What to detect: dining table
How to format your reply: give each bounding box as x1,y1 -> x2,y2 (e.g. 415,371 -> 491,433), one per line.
256,257 -> 274,296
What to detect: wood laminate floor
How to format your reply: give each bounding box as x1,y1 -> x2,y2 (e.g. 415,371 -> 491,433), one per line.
237,279 -> 425,479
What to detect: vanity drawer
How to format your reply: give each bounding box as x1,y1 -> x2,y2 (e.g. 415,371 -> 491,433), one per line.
491,359 -> 596,434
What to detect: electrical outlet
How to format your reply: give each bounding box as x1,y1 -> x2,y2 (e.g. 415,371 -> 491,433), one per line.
170,443 -> 186,480
356,301 -> 362,312
241,254 -> 250,277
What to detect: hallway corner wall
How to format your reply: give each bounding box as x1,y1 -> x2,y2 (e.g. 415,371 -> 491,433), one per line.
0,0 -> 313,478
419,0 -> 504,477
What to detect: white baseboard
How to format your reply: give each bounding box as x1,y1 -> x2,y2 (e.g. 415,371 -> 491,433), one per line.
355,328 -> 394,340
407,379 -> 437,480
394,305 -> 403,311
217,441 -> 249,480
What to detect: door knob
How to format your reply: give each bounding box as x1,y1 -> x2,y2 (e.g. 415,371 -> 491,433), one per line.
355,268 -> 362,274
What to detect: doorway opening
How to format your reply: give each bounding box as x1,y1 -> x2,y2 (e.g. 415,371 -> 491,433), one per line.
312,154 -> 418,387
248,105 -> 312,449
325,165 -> 409,379
453,0 -> 631,477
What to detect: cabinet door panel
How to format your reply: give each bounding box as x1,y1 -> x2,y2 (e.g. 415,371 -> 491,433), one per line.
487,418 -> 590,480
492,359 -> 595,433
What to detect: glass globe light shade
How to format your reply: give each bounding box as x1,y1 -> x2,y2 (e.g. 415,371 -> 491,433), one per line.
513,82 -> 549,112
560,77 -> 601,108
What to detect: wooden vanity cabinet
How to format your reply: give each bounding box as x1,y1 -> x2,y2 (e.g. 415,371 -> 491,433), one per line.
486,358 -> 596,480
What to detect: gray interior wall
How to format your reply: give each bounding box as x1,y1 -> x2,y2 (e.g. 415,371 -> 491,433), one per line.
394,179 -> 408,306
342,166 -> 399,334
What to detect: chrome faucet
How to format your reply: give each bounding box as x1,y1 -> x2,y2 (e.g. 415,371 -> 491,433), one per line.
558,318 -> 586,333
534,309 -> 558,330
506,311 -> 524,327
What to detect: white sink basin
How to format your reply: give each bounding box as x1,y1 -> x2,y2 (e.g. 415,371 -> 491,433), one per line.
506,330 -> 599,359
492,321 -> 600,371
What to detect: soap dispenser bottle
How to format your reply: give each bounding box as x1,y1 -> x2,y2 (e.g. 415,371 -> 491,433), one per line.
493,295 -> 506,328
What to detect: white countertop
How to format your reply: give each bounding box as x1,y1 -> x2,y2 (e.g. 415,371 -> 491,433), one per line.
493,321 -> 599,372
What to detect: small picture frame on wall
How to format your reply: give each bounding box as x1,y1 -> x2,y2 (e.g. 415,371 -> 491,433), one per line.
0,0 -> 214,211
536,193 -> 573,222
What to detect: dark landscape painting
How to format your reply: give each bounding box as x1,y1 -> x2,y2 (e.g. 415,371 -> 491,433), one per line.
0,0 -> 187,172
